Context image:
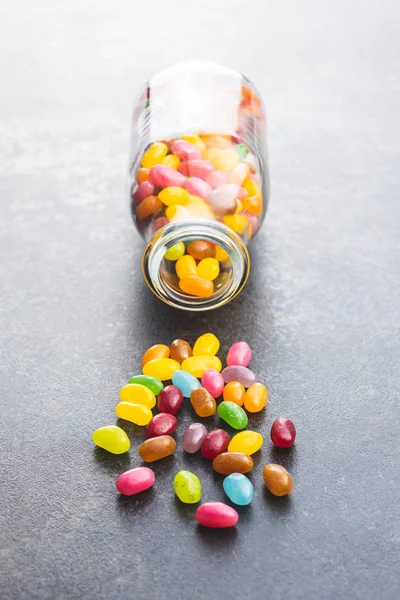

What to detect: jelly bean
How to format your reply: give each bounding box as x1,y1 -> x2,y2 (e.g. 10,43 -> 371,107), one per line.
201,369 -> 224,397
142,142 -> 168,169
136,195 -> 163,220
187,240 -> 216,260
196,258 -> 220,281
142,358 -> 181,381
206,188 -> 238,217
116,467 -> 155,496
151,216 -> 169,233
92,426 -> 130,454
242,211 -> 260,237
157,385 -> 183,414
172,370 -> 200,397
249,173 -> 260,184
182,355 -> 222,378
136,167 -> 150,184
223,381 -> 245,406
159,187 -> 189,207
217,401 -> 248,430
216,183 -> 248,200
179,134 -> 206,152
138,435 -> 176,462
174,470 -> 202,504
116,402 -> 153,426
171,139 -> 202,161
226,342 -> 252,367
184,177 -> 212,199
179,275 -> 214,298
229,162 -> 250,186
212,452 -> 254,474
149,165 -> 186,188
170,339 -> 193,364
196,502 -> 238,528
119,384 -> 156,409
233,143 -> 249,160
162,154 -> 180,169
182,422 -> 208,453
214,245 -> 230,262
228,430 -> 263,455
128,375 -> 164,396
270,418 -> 296,448
190,387 -> 217,417
242,177 -> 262,199
263,464 -> 293,496
242,194 -> 262,216
201,134 -> 232,149
133,181 -> 154,204
193,333 -> 220,356
146,413 -> 178,438
142,344 -> 170,367
164,242 -> 185,261
244,383 -> 268,413
179,160 -> 213,178
201,429 -> 230,459
222,366 -> 257,388
205,170 -> 229,189
175,255 -> 197,279
223,473 -> 253,506
211,149 -> 240,171
223,214 -> 250,235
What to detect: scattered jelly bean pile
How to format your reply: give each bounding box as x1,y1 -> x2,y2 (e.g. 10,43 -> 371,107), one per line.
92,333 -> 296,528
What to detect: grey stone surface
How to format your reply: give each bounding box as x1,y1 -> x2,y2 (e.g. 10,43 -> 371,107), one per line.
0,1 -> 399,599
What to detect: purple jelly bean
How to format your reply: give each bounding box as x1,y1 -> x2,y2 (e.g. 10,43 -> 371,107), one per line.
133,181 -> 154,204
182,422 -> 208,454
149,165 -> 186,188
221,366 -> 257,388
184,177 -> 212,199
226,342 -> 252,367
171,140 -> 202,161
201,369 -> 224,398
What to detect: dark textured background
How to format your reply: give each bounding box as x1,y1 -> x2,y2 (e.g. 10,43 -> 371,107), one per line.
1,1 -> 399,599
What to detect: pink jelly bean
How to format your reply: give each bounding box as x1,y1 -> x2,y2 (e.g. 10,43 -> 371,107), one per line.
226,342 -> 252,367
205,170 -> 229,189
201,369 -> 224,397
133,181 -> 154,204
216,183 -> 248,200
249,173 -> 260,184
171,140 -> 202,161
179,160 -> 214,178
184,177 -> 212,199
151,216 -> 169,233
149,165 -> 186,188
196,502 -> 239,528
116,467 -> 155,496
243,212 -> 260,236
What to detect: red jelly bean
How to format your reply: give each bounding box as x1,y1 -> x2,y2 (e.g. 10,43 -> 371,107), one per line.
116,467 -> 155,496
157,385 -> 183,415
201,429 -> 231,459
196,502 -> 239,528
270,418 -> 296,448
146,413 -> 178,438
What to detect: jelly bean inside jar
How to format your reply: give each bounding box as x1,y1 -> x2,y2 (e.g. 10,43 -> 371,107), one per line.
129,62 -> 269,311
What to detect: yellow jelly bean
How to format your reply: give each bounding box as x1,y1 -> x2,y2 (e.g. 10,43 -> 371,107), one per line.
181,355 -> 222,378
201,134 -> 232,149
143,358 -> 181,381
211,149 -> 240,171
164,242 -> 185,261
193,333 -> 220,356
228,431 -> 263,455
116,402 -> 153,426
176,254 -> 197,279
202,147 -> 221,162
229,162 -> 250,185
242,178 -> 262,198
223,214 -> 250,235
159,187 -> 189,206
243,383 -> 268,413
119,384 -> 156,409
165,204 -> 189,221
196,258 -> 220,281
141,142 -> 168,169
162,154 -> 180,169
179,275 -> 214,297
215,246 -> 229,262
180,134 -> 206,152
92,426 -> 130,454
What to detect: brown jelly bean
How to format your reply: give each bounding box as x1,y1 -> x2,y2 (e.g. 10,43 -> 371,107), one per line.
138,435 -> 176,462
262,464 -> 293,496
145,413 -> 178,438
157,385 -> 183,415
212,452 -> 254,475
201,429 -> 231,459
187,240 -> 216,260
190,387 -> 217,417
170,339 -> 193,364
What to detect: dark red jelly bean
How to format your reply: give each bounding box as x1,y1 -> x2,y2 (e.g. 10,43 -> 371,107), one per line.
146,413 -> 178,438
157,385 -> 183,415
270,418 -> 296,448
201,429 -> 231,459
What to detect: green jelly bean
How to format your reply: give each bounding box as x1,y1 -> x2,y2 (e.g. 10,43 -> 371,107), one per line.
234,143 -> 249,160
128,375 -> 164,396
173,470 -> 202,504
217,401 -> 248,430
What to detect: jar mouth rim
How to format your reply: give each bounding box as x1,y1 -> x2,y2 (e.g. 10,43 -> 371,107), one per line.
142,220 -> 250,312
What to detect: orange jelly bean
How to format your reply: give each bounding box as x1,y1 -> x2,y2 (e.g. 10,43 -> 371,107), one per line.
136,168 -> 150,184
142,344 -> 170,367
242,195 -> 263,215
223,381 -> 245,406
243,383 -> 268,413
179,275 -> 214,298
136,195 -> 163,220
190,387 -> 217,417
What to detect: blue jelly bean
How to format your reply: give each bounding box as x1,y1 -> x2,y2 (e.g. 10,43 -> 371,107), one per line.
223,473 -> 254,506
172,370 -> 201,397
